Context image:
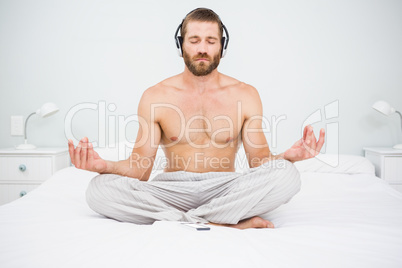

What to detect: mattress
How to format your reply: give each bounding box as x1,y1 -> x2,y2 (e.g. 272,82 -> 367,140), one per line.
0,154 -> 401,268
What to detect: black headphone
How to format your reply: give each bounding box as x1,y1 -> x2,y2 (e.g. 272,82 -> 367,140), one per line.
174,8 -> 230,58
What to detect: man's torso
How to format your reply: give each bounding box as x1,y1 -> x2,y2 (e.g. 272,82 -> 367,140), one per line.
149,74 -> 255,172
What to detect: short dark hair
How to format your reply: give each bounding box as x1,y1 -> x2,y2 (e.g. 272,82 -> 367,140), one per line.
181,8 -> 223,40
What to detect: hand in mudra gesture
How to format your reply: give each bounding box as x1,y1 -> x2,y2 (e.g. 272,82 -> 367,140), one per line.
284,125 -> 325,162
68,137 -> 108,173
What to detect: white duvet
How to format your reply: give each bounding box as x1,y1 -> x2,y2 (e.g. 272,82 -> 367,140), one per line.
1,156 -> 402,268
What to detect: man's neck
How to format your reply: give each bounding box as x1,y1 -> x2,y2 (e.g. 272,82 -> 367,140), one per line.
182,68 -> 221,94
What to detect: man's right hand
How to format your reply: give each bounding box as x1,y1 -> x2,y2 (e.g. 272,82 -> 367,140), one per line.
68,137 -> 108,173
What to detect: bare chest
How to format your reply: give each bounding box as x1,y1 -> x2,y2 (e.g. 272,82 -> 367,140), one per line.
156,93 -> 244,147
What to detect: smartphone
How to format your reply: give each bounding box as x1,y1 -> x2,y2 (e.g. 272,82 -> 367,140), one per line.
181,223 -> 211,231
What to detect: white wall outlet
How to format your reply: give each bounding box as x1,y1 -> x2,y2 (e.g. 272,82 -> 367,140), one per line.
11,116 -> 24,136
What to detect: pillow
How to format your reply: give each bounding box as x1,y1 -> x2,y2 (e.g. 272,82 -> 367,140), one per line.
293,154 -> 375,174
94,144 -> 129,162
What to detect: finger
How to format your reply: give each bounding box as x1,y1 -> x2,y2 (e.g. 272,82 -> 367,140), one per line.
303,127 -> 317,157
302,126 -> 312,146
302,138 -> 315,158
308,127 -> 317,149
88,142 -> 94,164
74,139 -> 83,168
80,137 -> 88,169
68,139 -> 75,165
315,128 -> 326,155
302,125 -> 309,141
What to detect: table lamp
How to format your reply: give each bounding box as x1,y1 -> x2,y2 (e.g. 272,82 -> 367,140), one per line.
372,100 -> 402,150
16,102 -> 59,150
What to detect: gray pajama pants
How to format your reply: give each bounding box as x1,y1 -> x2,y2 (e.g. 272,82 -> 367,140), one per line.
86,159 -> 301,224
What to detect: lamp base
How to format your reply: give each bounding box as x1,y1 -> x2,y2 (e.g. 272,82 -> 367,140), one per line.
16,143 -> 36,150
393,144 -> 402,150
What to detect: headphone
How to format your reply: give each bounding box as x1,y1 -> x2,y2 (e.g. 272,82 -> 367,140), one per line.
174,8 -> 230,58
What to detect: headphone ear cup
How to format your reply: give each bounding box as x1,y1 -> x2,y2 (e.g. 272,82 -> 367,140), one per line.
177,36 -> 183,57
221,37 -> 226,58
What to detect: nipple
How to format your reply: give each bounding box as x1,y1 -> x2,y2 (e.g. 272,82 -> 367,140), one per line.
170,136 -> 178,141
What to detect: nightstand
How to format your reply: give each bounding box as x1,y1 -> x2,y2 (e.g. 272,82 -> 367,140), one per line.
0,148 -> 70,205
364,147 -> 402,193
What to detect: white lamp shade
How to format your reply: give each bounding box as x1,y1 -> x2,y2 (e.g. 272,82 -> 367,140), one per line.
36,102 -> 59,118
372,100 -> 396,116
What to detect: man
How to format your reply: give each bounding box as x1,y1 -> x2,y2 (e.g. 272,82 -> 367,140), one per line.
68,8 -> 325,229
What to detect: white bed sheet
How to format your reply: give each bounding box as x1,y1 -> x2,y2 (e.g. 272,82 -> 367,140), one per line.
1,166 -> 402,268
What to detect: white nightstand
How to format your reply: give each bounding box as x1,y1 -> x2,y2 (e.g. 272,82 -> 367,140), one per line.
364,147 -> 402,193
0,147 -> 70,205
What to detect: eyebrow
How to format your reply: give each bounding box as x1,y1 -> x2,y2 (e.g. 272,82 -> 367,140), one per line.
188,35 -> 219,40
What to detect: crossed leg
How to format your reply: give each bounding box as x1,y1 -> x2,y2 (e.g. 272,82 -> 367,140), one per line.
86,159 -> 300,229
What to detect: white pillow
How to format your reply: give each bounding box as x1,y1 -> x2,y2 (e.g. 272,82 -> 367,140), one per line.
94,144 -> 129,162
294,154 -> 375,174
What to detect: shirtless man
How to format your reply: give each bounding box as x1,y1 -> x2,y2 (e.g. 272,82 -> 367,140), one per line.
68,8 -> 325,229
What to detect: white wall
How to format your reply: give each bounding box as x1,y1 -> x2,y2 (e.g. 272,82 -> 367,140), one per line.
0,0 -> 401,155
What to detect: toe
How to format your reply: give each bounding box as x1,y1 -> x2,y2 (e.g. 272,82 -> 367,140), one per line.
266,220 -> 274,228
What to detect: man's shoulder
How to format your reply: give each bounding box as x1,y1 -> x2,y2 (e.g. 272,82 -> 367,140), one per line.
220,74 -> 259,96
141,76 -> 180,102
219,75 -> 262,117
157,75 -> 181,89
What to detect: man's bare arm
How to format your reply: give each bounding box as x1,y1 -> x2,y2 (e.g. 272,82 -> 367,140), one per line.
241,86 -> 325,167
68,88 -> 162,181
240,85 -> 276,168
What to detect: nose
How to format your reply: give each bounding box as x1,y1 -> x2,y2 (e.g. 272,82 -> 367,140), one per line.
196,41 -> 208,54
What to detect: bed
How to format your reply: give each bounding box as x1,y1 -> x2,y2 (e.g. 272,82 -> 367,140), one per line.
0,148 -> 401,268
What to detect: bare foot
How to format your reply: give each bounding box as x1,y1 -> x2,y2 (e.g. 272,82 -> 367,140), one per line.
209,216 -> 274,230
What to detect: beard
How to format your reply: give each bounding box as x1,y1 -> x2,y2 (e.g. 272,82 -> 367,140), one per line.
183,51 -> 221,77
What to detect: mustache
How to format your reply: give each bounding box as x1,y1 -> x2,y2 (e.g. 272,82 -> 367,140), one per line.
193,53 -> 211,60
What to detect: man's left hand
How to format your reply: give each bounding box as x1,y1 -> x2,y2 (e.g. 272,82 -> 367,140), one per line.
283,125 -> 325,162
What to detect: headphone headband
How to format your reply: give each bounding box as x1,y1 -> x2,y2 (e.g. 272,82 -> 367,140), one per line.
174,8 -> 229,58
